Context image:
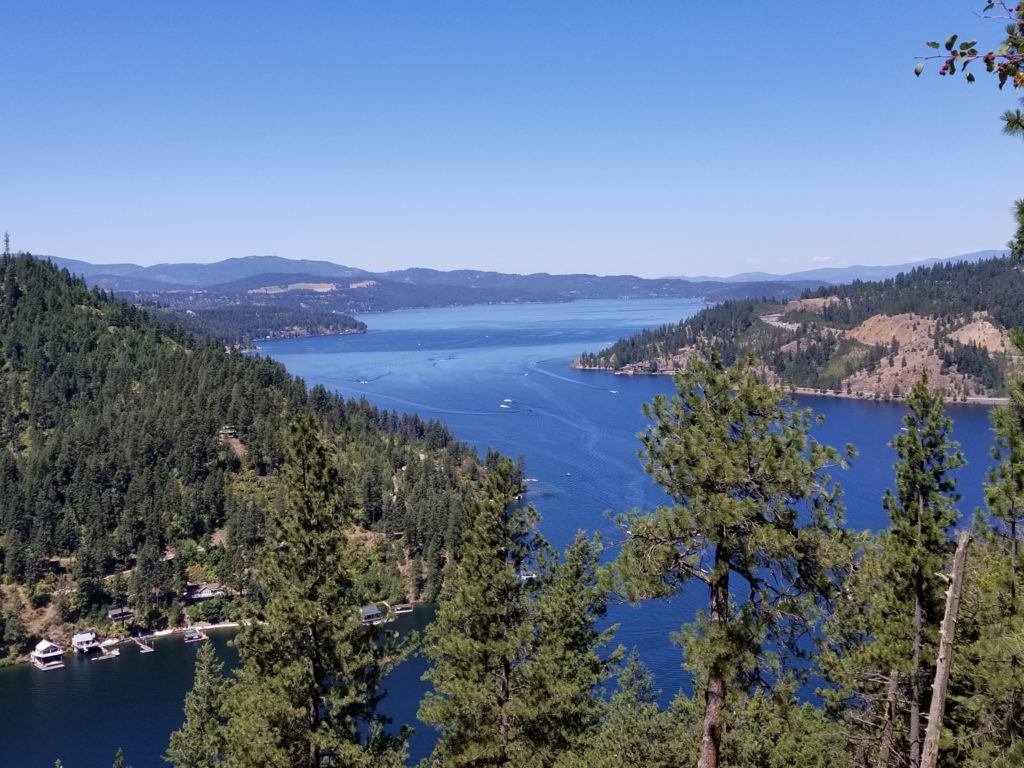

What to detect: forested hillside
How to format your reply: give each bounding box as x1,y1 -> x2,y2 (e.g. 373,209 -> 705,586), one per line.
577,256 -> 1024,400
146,303 -> 367,347
0,254 -> 485,659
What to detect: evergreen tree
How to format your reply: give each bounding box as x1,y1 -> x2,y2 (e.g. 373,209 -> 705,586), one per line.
986,330 -> 1024,612
556,651 -> 693,768
420,459 -> 615,767
614,352 -> 852,768
165,642 -> 230,767
941,333 -> 1024,763
223,414 -> 404,768
825,374 -> 964,768
882,373 -> 963,768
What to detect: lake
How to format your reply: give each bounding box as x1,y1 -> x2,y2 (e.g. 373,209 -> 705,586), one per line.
0,298 -> 999,766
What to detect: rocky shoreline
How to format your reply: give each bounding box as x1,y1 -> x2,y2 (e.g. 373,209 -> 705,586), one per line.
570,362 -> 1009,406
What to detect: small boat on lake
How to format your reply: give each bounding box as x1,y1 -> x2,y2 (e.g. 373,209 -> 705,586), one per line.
393,603 -> 414,614
184,626 -> 208,644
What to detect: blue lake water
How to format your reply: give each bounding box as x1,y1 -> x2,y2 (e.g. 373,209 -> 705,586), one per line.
0,298 -> 999,766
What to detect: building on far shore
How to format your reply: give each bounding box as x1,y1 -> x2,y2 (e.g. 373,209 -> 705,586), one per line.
106,606 -> 135,623
71,629 -> 101,653
31,640 -> 64,670
183,582 -> 230,604
360,605 -> 385,626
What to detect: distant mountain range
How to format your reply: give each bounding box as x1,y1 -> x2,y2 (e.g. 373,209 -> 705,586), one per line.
43,255 -> 826,317
671,250 -> 1006,283
37,250 -> 1004,341
47,255 -> 369,291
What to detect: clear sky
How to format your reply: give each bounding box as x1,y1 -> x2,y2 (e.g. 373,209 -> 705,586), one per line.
1,2 -> 1020,277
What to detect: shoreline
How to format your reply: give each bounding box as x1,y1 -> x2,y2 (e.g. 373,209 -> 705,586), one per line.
571,365 -> 1010,406
124,621 -> 242,644
9,621 -> 244,667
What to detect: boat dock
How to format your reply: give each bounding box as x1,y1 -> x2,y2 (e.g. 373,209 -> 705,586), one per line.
131,636 -> 155,653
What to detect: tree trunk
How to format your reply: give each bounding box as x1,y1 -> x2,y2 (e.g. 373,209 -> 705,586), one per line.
874,669 -> 900,768
1011,516 -> 1018,613
1011,516 -> 1019,744
909,580 -> 923,768
921,530 -> 970,768
697,553 -> 729,768
909,493 -> 926,768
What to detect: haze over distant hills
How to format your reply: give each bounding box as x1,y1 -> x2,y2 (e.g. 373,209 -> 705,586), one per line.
35,249 -> 1003,349
671,249 -> 1006,283
42,254 -> 825,316
46,255 -> 370,291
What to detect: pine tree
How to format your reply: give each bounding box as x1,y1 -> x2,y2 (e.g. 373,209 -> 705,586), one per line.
940,333 -> 1024,763
614,352 -> 852,768
986,330 -> 1024,613
523,532 -> 619,763
165,642 -> 230,767
557,652 -> 693,768
881,373 -> 963,768
419,459 -> 615,767
223,414 -> 405,768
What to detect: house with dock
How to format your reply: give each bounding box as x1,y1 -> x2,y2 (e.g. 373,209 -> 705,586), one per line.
72,629 -> 101,654
360,604 -> 385,626
30,640 -> 64,670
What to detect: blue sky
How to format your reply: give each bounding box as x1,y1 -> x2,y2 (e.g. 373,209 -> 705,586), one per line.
1,2 -> 1020,277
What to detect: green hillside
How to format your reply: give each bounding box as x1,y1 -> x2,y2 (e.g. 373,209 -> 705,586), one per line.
0,254 -> 485,656
578,256 -> 1024,399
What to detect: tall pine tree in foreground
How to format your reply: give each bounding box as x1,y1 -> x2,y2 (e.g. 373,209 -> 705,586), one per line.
943,330 -> 1024,765
224,414 -> 405,768
825,374 -> 963,768
165,641 -> 230,768
883,374 -> 962,768
614,352 -> 852,768
419,458 -> 616,767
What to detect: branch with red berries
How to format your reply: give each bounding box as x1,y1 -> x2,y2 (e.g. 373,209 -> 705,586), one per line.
915,1 -> 1024,89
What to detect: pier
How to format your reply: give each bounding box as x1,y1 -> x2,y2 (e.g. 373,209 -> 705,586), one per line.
131,636 -> 154,653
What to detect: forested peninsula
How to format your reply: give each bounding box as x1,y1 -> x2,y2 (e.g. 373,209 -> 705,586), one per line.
576,256 -> 1024,401
146,303 -> 367,348
0,253 -> 490,663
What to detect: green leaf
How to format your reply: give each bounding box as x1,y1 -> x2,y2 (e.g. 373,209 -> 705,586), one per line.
915,63 -> 925,77
946,34 -> 958,52
927,41 -> 940,49
967,72 -> 976,83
